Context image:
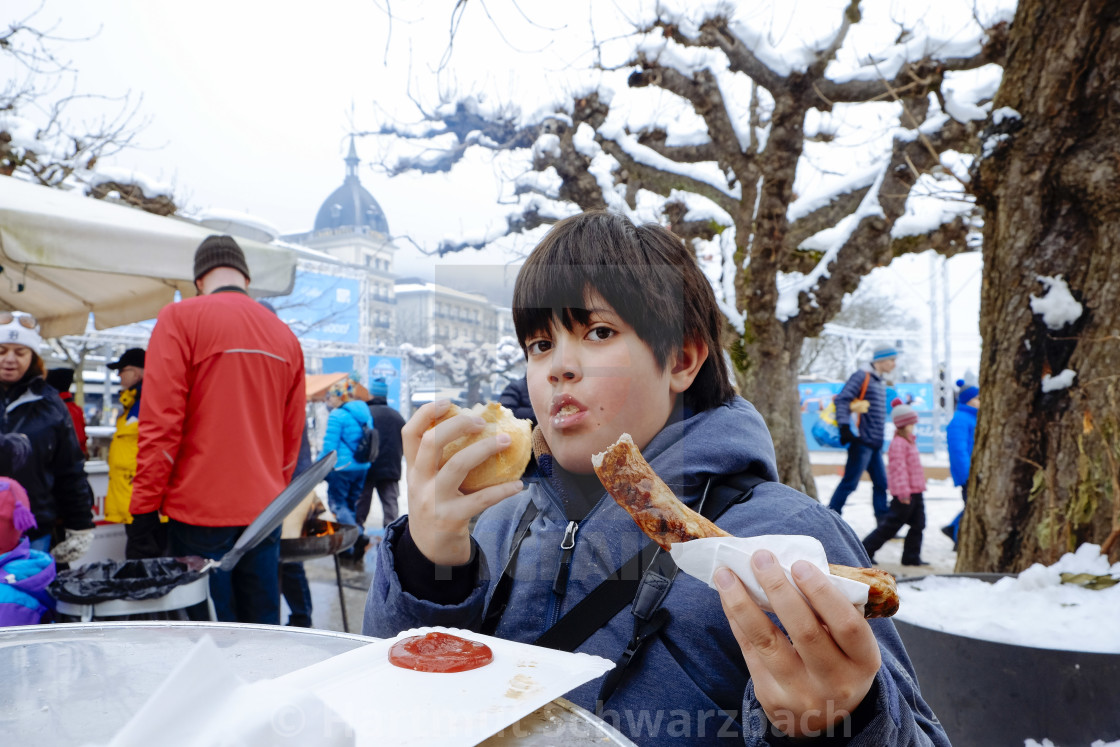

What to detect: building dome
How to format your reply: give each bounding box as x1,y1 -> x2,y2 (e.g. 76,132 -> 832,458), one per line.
313,137 -> 389,234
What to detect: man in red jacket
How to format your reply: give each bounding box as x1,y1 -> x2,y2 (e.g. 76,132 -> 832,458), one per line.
126,235 -> 306,624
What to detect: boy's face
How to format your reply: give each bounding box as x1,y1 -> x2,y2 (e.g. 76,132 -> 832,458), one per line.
524,292 -> 681,475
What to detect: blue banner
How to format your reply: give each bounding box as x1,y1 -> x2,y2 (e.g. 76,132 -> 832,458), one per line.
799,382 -> 940,453
272,271 -> 361,343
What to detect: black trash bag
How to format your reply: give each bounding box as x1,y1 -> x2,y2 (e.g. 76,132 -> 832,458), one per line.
49,556 -> 208,604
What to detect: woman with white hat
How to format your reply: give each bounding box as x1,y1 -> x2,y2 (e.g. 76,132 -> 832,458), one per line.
0,312 -> 95,562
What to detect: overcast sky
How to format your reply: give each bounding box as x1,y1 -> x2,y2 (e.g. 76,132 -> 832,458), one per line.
4,0 -> 984,381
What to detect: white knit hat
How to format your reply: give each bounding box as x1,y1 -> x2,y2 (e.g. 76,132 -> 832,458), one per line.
0,314 -> 42,351
890,398 -> 919,428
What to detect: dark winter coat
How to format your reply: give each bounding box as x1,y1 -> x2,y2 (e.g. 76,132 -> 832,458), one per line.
366,396 -> 404,481
498,377 -> 536,423
363,396 -> 948,746
835,366 -> 888,447
499,377 -> 539,479
0,373 -> 94,540
946,403 -> 977,487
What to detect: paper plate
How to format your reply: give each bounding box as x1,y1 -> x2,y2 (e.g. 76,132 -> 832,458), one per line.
276,627 -> 615,746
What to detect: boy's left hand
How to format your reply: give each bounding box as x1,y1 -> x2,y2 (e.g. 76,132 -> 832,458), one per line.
714,550 -> 881,739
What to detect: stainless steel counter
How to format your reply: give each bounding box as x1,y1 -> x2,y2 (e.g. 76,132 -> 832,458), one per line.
0,622 -> 634,746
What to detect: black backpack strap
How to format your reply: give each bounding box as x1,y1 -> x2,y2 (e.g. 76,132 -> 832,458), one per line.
592,473 -> 767,708
592,546 -> 678,704
480,499 -> 541,635
535,472 -> 767,658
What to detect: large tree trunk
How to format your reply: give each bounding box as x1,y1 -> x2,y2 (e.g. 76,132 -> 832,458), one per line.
962,0 -> 1120,571
730,325 -> 816,499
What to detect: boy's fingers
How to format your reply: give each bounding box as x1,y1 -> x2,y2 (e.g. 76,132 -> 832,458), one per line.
731,553 -> 809,677
790,561 -> 881,667
402,400 -> 453,465
770,559 -> 851,674
714,566 -> 789,662
412,408 -> 485,477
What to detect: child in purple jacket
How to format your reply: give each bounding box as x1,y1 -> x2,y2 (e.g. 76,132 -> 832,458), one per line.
862,399 -> 928,566
0,476 -> 57,626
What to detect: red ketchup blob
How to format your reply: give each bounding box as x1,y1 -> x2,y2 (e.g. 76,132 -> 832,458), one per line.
388,632 -> 495,673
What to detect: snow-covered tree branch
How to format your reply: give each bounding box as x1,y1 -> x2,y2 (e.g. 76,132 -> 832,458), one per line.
365,0 -> 1014,493
0,8 -> 170,213
401,336 -> 524,406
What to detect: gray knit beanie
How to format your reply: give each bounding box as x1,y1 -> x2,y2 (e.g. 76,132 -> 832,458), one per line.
193,235 -> 251,282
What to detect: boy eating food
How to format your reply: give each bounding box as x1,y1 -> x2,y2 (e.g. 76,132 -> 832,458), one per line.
363,211 -> 948,745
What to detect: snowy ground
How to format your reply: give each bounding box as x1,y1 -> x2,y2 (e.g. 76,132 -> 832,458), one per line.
812,470 -> 965,578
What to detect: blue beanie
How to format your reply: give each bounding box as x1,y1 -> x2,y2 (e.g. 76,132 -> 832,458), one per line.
959,385 -> 979,404
872,346 -> 898,361
370,378 -> 388,397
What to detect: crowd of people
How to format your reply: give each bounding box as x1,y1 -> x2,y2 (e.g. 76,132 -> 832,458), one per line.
0,235 -> 407,628
825,348 -> 978,568
0,213 -> 979,743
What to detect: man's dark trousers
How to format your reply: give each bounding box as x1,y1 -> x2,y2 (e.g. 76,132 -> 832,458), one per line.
169,521 -> 282,624
828,440 -> 889,521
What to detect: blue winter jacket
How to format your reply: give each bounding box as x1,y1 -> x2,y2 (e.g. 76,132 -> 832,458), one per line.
945,404 -> 977,487
835,367 -> 888,447
363,396 -> 948,746
322,400 -> 374,473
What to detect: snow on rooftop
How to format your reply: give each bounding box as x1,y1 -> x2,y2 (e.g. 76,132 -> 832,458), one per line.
194,208 -> 280,242
88,165 -> 174,198
1030,275 -> 1083,330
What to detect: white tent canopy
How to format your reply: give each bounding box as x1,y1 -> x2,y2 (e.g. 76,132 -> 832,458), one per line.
0,177 -> 297,337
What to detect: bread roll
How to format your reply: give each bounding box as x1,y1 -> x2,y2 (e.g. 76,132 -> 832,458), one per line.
433,402 -> 533,492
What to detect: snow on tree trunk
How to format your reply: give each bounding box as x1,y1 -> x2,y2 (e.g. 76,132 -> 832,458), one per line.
963,0 -> 1120,571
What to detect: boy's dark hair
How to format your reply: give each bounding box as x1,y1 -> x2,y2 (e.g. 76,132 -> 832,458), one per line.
513,211 -> 734,413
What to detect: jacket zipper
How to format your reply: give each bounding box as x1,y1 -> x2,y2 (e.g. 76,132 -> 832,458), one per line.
552,520 -> 579,596
538,476 -> 606,628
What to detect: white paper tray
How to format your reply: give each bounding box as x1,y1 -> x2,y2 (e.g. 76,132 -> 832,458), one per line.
276,627 -> 614,746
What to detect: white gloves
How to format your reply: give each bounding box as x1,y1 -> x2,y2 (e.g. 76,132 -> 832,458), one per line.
51,528 -> 95,564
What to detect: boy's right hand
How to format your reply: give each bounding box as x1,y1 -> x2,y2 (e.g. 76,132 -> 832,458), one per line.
402,400 -> 524,566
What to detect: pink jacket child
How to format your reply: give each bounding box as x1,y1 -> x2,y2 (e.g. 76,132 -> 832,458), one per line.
887,423 -> 926,499
862,399 -> 929,566
0,477 -> 58,626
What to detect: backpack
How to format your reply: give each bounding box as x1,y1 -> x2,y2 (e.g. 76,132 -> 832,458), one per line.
811,400 -> 844,448
343,408 -> 379,464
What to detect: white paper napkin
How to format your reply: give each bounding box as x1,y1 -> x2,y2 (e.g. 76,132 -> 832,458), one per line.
102,635 -> 355,747
669,534 -> 870,613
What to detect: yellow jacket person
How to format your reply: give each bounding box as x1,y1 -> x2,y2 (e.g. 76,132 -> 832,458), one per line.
105,349 -> 145,523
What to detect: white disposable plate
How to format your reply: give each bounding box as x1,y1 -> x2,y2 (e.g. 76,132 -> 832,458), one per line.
276,627 -> 615,746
